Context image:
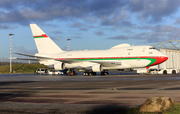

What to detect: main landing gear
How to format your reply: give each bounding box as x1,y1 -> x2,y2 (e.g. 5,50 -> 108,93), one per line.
101,70 -> 109,75
83,72 -> 96,76
83,70 -> 109,76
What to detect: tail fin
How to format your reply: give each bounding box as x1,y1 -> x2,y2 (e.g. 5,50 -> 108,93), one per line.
30,24 -> 64,54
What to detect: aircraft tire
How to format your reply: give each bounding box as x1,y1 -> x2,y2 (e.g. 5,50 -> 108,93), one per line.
172,70 -> 176,74
163,70 -> 167,74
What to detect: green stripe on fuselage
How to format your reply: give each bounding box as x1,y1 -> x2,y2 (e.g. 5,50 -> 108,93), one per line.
145,58 -> 156,66
34,36 -> 44,38
64,57 -> 157,66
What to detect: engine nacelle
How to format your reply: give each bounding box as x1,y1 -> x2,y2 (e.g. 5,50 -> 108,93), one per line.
92,64 -> 103,72
54,62 -> 65,70
124,68 -> 133,72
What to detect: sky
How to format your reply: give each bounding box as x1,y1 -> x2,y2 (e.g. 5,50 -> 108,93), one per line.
1,0 -> 180,58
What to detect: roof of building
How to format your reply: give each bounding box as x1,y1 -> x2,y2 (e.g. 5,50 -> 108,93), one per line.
151,40 -> 180,51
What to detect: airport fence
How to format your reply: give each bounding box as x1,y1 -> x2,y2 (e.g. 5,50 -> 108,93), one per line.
0,58 -> 39,66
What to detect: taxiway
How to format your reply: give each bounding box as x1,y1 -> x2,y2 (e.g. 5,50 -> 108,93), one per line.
0,74 -> 180,113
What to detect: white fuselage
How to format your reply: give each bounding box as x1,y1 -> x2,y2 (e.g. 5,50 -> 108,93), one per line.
37,45 -> 168,70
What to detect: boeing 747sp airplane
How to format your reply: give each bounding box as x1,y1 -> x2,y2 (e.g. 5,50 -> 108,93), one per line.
16,24 -> 168,75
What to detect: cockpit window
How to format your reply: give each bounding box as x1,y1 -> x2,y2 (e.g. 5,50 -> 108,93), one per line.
149,47 -> 156,49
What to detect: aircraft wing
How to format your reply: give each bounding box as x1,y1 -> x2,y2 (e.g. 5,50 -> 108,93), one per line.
15,53 -> 52,59
15,53 -> 81,63
12,57 -> 41,61
53,59 -> 83,63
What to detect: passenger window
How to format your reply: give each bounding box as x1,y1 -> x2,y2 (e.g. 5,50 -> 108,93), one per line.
148,52 -> 153,54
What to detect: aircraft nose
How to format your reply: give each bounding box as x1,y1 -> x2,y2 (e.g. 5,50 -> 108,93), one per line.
149,56 -> 168,66
155,56 -> 168,65
160,56 -> 168,63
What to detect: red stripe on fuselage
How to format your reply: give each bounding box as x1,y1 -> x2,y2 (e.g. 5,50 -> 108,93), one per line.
34,34 -> 48,38
148,56 -> 168,66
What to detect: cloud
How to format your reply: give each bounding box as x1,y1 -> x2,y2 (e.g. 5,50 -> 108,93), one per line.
0,0 -> 125,26
100,9 -> 130,26
51,36 -> 62,41
88,0 -> 125,16
14,46 -> 37,55
71,22 -> 85,28
108,35 -> 129,40
152,25 -> 180,33
127,0 -> 180,23
71,36 -> 82,39
174,18 -> 180,25
94,31 -> 104,36
137,25 -> 154,30
107,30 -> 171,44
120,21 -> 134,27
0,24 -> 15,29
80,28 -> 88,31
53,31 -> 63,34
0,0 -> 179,26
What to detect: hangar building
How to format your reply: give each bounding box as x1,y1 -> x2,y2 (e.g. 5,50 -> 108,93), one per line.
151,40 -> 180,69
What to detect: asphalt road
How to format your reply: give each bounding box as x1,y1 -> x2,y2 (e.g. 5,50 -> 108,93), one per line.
0,73 -> 180,113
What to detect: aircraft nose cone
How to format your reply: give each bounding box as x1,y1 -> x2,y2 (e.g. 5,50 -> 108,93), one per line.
160,56 -> 168,63
158,56 -> 168,64
156,56 -> 168,65
149,56 -> 168,66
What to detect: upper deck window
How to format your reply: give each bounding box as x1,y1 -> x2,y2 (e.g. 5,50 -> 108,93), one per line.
127,49 -> 133,51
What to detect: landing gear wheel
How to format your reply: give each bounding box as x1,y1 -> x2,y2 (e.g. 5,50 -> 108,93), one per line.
172,70 -> 176,74
83,72 -> 96,76
101,71 -> 109,75
163,70 -> 167,74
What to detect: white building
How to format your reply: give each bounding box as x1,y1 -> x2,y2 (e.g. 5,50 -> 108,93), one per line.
151,40 -> 180,69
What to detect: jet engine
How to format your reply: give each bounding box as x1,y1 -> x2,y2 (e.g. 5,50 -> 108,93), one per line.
92,64 -> 103,72
54,62 -> 65,70
124,68 -> 133,72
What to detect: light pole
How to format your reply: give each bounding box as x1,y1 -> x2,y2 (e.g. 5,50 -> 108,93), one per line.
9,33 -> 14,73
67,38 -> 71,51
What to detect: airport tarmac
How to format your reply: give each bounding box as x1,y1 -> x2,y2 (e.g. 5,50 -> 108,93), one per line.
0,73 -> 180,113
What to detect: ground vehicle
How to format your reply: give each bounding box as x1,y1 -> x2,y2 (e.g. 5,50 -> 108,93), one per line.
67,69 -> 77,76
157,68 -> 180,74
137,68 -> 179,74
35,68 -> 64,75
35,68 -> 48,74
48,70 -> 63,75
136,68 -> 148,75
149,69 -> 158,74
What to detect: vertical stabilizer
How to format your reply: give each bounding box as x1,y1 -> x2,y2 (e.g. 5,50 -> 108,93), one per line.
30,24 -> 64,54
